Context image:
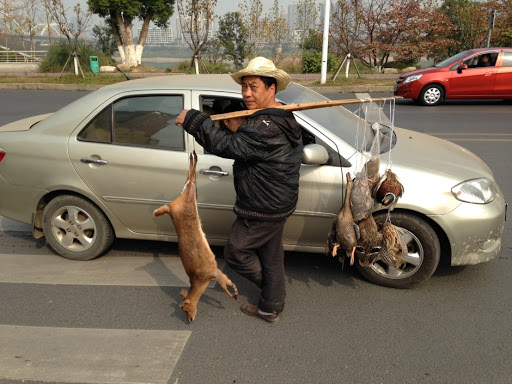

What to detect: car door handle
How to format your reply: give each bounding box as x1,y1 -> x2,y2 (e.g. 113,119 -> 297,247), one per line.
80,157 -> 108,165
484,72 -> 493,76
199,169 -> 229,177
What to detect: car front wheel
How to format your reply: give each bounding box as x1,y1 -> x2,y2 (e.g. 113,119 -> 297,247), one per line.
356,212 -> 441,288
42,195 -> 114,260
419,84 -> 444,106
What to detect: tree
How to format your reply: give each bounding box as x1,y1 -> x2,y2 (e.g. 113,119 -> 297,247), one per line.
176,0 -> 217,71
0,0 -> 20,47
17,0 -> 39,52
294,0 -> 319,51
238,0 -> 265,57
202,37 -> 222,64
87,0 -> 175,68
440,0 -> 512,50
439,0 -> 488,54
217,11 -> 247,70
92,22 -> 117,56
330,0 -> 453,70
262,0 -> 289,63
48,0 -> 92,76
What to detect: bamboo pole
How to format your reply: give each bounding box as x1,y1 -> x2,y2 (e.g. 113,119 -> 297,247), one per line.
210,96 -> 402,122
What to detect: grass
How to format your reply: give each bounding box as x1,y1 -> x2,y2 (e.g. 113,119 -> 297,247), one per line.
0,74 -> 127,86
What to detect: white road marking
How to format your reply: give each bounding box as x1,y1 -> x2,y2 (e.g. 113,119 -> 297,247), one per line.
0,325 -> 190,384
0,253 -> 193,286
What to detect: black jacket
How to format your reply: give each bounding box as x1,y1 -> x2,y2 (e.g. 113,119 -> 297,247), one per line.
183,108 -> 303,221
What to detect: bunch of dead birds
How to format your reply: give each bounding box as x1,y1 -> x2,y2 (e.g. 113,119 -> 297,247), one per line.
327,156 -> 406,270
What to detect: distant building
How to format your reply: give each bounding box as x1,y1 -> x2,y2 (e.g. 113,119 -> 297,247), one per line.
137,27 -> 174,46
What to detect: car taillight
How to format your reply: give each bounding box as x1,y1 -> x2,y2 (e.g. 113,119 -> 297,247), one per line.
0,150 -> 5,163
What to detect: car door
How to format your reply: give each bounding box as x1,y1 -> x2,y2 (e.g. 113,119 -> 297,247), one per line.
68,91 -> 194,237
493,50 -> 512,97
449,51 -> 498,97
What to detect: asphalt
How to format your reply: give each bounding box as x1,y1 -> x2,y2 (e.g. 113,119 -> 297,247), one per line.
0,70 -> 397,93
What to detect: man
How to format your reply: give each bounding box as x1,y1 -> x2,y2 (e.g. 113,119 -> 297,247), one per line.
174,57 -> 302,323
478,54 -> 491,67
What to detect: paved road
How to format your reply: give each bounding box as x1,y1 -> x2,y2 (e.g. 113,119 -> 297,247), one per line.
0,90 -> 511,384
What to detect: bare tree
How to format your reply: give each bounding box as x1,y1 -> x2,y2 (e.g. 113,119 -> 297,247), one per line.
48,0 -> 92,76
17,0 -> 40,52
0,0 -> 19,47
238,0 -> 265,58
295,0 -> 320,51
262,0 -> 289,63
177,0 -> 217,72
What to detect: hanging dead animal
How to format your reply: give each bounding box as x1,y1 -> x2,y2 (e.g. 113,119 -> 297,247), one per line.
154,151 -> 238,322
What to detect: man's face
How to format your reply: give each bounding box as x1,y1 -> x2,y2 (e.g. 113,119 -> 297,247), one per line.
241,76 -> 275,110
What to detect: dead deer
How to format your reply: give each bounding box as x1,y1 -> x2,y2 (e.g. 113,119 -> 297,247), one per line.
153,151 -> 238,322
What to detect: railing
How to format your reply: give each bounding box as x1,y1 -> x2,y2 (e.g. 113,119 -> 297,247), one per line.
0,50 -> 47,63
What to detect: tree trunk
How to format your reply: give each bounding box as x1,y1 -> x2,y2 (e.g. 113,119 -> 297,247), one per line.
111,21 -> 125,63
136,12 -> 153,65
115,12 -> 137,68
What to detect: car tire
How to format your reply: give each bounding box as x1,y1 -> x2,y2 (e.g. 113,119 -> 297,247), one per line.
356,212 -> 440,289
419,84 -> 444,106
42,195 -> 114,261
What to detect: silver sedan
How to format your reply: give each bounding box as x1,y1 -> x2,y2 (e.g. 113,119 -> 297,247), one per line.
0,74 -> 506,288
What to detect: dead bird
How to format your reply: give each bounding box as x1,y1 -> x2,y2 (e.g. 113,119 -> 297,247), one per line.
330,172 -> 358,265
356,214 -> 383,267
374,169 -> 404,210
379,222 -> 408,270
350,171 -> 374,222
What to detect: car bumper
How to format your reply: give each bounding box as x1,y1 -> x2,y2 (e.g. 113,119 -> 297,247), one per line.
394,81 -> 422,100
0,174 -> 44,225
428,185 -> 507,266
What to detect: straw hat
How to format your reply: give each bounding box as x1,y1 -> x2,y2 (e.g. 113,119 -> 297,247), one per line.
231,57 -> 291,93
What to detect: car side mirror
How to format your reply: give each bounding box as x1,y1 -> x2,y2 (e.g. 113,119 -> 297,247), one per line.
457,63 -> 468,74
302,144 -> 329,165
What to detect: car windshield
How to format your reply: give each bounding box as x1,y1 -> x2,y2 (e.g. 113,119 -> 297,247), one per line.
278,83 -> 375,151
434,50 -> 473,68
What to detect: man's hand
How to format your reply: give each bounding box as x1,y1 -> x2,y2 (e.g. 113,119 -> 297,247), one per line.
175,109 -> 189,126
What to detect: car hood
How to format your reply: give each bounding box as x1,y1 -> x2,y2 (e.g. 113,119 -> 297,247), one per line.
399,66 -> 441,79
391,127 -> 493,180
0,113 -> 52,132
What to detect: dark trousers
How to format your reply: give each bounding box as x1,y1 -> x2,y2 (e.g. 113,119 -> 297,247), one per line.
224,217 -> 286,314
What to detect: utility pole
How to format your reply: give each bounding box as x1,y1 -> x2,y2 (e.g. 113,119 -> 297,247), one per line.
486,9 -> 495,48
320,0 -> 330,84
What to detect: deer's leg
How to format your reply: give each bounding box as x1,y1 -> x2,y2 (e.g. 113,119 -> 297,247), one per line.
180,279 -> 209,323
214,269 -> 239,299
153,204 -> 170,217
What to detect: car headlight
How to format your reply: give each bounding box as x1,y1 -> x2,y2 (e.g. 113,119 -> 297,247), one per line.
451,178 -> 495,204
404,74 -> 422,83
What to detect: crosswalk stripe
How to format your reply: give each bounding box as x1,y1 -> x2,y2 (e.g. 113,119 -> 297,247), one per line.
0,215 -> 222,288
0,325 -> 191,384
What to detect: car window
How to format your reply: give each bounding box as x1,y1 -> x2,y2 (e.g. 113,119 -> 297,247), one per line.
78,95 -> 185,150
502,51 -> 512,67
463,52 -> 498,68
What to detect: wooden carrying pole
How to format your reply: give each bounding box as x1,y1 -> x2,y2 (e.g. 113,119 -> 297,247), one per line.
210,96 -> 402,122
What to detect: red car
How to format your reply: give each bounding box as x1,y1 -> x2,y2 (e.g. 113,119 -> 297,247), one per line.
394,48 -> 512,105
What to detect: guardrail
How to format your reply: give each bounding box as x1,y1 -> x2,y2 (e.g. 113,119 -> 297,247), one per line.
0,50 -> 46,63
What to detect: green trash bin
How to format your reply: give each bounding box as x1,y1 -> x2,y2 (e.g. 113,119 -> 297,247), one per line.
89,56 -> 99,73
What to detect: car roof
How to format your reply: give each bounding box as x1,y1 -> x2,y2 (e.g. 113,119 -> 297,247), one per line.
101,74 -> 242,94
